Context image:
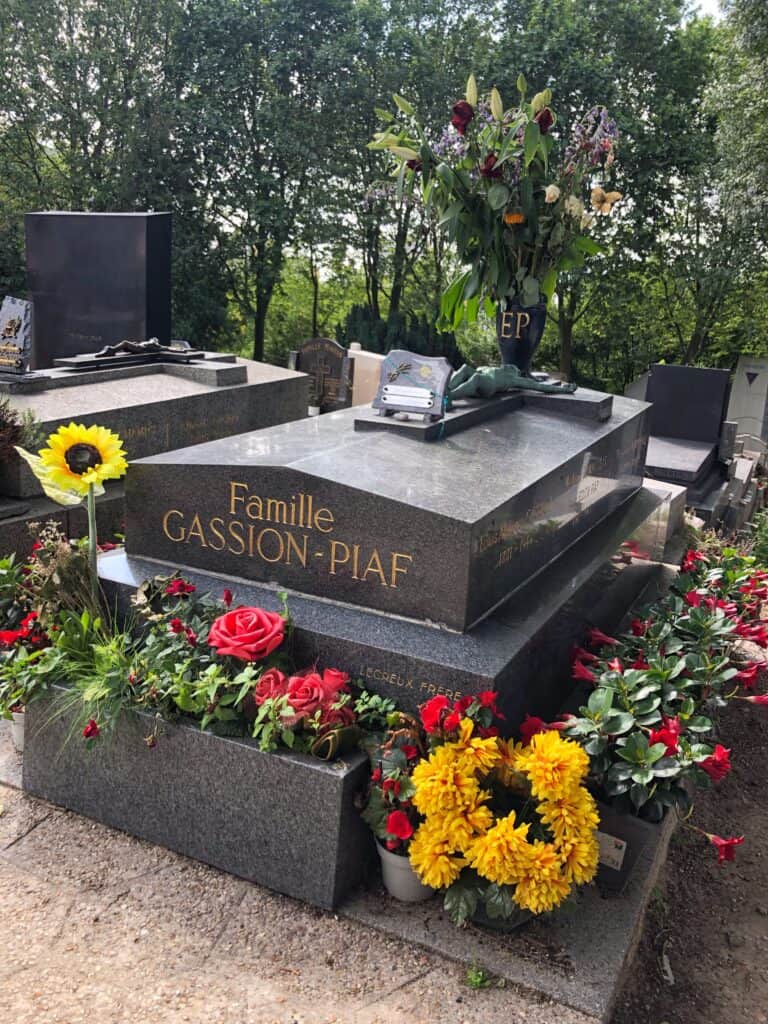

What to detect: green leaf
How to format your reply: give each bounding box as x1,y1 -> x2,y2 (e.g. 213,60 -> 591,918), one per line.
374,107 -> 394,122
652,757 -> 681,778
524,121 -> 540,167
602,712 -> 635,736
444,877 -> 479,925
483,883 -> 516,919
540,268 -> 558,302
487,182 -> 510,210
631,767 -> 654,785
647,742 -> 668,763
521,275 -> 539,307
630,782 -> 650,809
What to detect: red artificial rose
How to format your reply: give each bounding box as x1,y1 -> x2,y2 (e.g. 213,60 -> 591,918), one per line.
185,627 -> 197,648
82,719 -> 100,739
254,667 -> 289,706
223,588 -> 233,607
421,695 -> 450,733
285,671 -> 326,722
320,667 -> 350,701
386,810 -> 414,841
169,618 -> 184,634
709,833 -> 744,865
207,606 -> 284,661
534,107 -> 554,134
572,659 -> 596,683
587,627 -> 619,648
700,744 -> 731,782
165,579 -> 196,596
317,701 -> 356,732
519,714 -> 548,745
451,100 -> 474,135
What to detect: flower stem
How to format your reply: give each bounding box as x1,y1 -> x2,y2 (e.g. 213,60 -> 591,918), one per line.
87,483 -> 99,608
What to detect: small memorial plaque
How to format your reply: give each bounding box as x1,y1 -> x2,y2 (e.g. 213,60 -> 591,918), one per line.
288,337 -> 353,413
372,349 -> 452,421
0,297 -> 32,376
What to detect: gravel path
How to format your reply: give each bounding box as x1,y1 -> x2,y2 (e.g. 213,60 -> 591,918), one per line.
0,782 -> 594,1024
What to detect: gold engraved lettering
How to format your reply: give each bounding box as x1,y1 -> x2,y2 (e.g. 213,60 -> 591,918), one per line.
162,509 -> 185,542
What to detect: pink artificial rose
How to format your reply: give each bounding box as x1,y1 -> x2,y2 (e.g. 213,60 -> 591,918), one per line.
207,607 -> 284,662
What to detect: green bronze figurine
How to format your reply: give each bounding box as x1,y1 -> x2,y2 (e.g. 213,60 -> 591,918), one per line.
447,364 -> 577,404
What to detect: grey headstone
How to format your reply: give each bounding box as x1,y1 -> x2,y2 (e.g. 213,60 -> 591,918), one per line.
26,211 -> 171,368
0,296 -> 32,375
372,349 -> 452,421
727,356 -> 768,445
288,337 -> 353,413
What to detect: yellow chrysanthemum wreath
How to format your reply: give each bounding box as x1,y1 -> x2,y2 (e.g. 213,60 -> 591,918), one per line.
408,719 -> 599,918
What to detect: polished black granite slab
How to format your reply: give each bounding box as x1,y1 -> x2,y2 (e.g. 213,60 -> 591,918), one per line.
105,486 -> 663,730
125,394 -> 650,630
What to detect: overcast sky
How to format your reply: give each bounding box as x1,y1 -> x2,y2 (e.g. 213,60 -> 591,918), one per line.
695,0 -> 723,18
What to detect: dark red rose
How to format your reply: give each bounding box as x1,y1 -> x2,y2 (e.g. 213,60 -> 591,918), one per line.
420,695 -> 450,734
451,100 -> 474,135
317,701 -> 356,733
223,588 -> 234,607
82,719 -> 100,739
386,810 -> 414,841
185,627 -> 197,648
479,154 -> 502,179
700,745 -> 731,782
169,618 -> 184,634
371,767 -> 382,783
207,606 -> 284,661
534,107 -> 554,134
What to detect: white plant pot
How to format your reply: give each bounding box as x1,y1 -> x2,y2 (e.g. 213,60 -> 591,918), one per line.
10,709 -> 24,753
377,843 -> 434,903
308,405 -> 321,417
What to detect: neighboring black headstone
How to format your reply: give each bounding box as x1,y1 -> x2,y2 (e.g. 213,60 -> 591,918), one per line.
372,349 -> 452,421
645,363 -> 730,443
25,211 -> 172,369
0,297 -> 32,376
288,337 -> 353,413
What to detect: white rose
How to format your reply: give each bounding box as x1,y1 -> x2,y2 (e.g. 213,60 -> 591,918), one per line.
564,195 -> 584,218
544,184 -> 561,204
580,212 -> 596,230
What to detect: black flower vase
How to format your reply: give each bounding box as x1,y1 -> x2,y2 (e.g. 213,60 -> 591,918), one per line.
496,299 -> 548,373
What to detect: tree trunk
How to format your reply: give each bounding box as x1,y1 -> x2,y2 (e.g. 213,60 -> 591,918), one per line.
253,299 -> 267,362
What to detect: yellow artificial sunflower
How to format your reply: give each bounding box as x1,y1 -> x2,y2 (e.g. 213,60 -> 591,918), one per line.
16,422 -> 128,505
515,730 -> 590,801
590,186 -> 622,215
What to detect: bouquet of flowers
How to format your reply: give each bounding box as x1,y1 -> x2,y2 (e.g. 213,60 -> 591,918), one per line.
407,692 -> 599,924
371,74 -> 621,338
362,712 -> 426,854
